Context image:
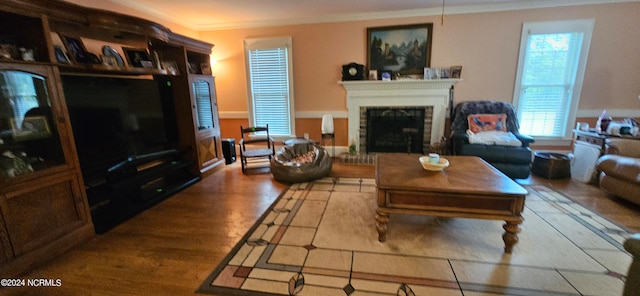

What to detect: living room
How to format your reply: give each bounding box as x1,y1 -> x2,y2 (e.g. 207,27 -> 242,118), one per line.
1,0 -> 640,295
59,0 -> 640,149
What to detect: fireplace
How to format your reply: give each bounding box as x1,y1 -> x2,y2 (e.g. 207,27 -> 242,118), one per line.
340,79 -> 459,154
364,107 -> 431,153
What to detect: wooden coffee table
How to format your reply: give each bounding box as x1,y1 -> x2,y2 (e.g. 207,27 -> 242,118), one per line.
375,154 -> 527,253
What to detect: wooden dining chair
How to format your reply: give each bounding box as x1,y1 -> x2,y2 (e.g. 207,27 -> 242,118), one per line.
239,125 -> 275,173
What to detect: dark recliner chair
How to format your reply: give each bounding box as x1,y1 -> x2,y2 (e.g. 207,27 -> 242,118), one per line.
450,100 -> 534,179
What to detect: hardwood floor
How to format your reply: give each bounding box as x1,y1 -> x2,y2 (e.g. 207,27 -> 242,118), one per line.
5,159 -> 640,295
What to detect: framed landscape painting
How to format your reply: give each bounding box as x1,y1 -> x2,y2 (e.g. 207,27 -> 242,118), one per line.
367,23 -> 433,76
11,116 -> 51,141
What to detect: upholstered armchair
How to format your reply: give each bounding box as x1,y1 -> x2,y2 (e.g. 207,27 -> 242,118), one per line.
596,138 -> 640,205
450,100 -> 535,179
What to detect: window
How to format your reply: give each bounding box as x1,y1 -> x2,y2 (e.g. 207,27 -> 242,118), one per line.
244,37 -> 295,137
0,71 -> 41,127
513,19 -> 593,139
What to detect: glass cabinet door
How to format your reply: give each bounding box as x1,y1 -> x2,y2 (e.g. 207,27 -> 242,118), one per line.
192,79 -> 214,131
189,76 -> 221,170
0,69 -> 65,180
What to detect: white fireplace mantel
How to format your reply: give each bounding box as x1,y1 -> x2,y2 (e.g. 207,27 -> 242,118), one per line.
339,79 -> 460,152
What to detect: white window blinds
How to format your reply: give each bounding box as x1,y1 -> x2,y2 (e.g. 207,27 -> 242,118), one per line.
244,37 -> 295,137
0,71 -> 40,127
192,80 -> 213,130
513,20 -> 593,139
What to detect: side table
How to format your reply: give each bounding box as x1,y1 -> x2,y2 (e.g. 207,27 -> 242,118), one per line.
572,130 -> 606,183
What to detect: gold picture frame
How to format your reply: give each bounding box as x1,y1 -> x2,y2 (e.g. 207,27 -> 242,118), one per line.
367,23 -> 433,76
10,116 -> 51,141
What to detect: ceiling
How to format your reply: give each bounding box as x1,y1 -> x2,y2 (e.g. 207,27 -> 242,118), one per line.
72,0 -> 634,30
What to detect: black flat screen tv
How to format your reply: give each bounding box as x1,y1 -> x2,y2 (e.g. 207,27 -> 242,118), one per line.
61,74 -> 178,184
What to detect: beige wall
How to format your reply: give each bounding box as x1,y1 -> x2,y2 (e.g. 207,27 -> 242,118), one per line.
203,2 -> 640,119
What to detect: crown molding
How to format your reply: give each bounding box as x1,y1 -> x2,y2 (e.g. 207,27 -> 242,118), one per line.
108,0 -> 200,29
110,0 -> 639,31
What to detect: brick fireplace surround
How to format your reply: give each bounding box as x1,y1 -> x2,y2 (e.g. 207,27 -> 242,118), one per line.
340,79 -> 460,153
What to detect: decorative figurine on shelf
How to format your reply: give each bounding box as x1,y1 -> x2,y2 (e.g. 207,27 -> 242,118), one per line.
0,43 -> 17,60
596,110 -> 610,133
0,150 -> 34,179
152,51 -> 162,70
0,48 -> 11,59
20,47 -> 34,61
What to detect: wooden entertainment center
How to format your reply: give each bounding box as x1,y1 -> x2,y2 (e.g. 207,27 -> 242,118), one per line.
0,0 -> 223,277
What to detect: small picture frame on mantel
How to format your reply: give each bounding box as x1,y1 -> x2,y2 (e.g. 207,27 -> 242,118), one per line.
450,65 -> 463,78
368,70 -> 378,80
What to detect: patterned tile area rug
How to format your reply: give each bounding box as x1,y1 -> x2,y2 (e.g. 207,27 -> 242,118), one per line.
198,178 -> 632,296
